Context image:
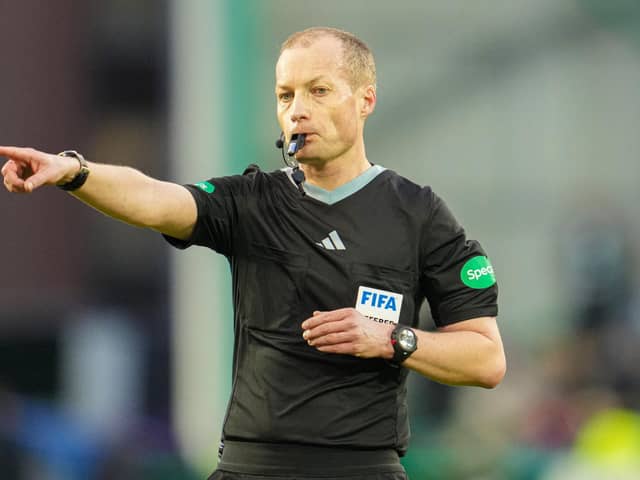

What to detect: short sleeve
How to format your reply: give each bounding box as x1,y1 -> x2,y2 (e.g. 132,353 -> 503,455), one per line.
162,172 -> 254,256
420,190 -> 498,327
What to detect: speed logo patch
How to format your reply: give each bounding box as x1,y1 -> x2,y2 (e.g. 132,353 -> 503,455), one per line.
460,256 -> 496,289
355,286 -> 403,325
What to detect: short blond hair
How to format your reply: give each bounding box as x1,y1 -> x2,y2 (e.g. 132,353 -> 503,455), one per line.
280,27 -> 376,89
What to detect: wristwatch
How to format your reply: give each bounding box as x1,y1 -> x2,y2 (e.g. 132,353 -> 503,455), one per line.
57,150 -> 90,191
390,325 -> 418,366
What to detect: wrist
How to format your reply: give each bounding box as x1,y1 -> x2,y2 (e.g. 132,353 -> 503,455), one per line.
380,323 -> 396,360
58,156 -> 82,184
56,150 -> 90,191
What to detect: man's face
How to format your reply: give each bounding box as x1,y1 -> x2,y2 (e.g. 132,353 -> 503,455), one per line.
275,36 -> 369,164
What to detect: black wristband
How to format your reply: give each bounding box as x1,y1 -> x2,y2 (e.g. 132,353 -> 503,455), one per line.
57,150 -> 90,192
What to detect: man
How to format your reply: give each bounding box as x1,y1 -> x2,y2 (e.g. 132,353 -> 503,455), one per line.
1,27 -> 505,480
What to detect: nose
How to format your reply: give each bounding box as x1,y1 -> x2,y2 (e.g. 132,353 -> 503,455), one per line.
290,94 -> 310,123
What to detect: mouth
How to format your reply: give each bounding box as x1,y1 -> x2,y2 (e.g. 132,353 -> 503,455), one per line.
293,132 -> 316,146
291,131 -> 311,138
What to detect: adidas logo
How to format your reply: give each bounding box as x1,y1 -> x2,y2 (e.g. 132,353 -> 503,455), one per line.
315,230 -> 346,250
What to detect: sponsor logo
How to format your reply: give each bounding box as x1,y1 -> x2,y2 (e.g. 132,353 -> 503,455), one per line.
360,290 -> 398,311
315,230 -> 346,250
460,256 -> 496,289
355,286 -> 403,324
195,181 -> 215,193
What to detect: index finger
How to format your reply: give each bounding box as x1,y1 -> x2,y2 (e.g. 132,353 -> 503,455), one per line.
0,146 -> 37,162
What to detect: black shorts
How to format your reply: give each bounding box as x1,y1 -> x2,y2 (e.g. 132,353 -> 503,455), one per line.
208,471 -> 408,480
209,441 -> 407,479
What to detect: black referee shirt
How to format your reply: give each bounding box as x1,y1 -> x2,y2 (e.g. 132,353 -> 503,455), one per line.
164,164 -> 498,456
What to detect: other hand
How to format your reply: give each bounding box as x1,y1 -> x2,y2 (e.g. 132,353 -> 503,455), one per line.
0,146 -> 80,193
301,308 -> 395,359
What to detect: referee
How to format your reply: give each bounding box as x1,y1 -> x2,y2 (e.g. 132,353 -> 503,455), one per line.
1,27 -> 505,480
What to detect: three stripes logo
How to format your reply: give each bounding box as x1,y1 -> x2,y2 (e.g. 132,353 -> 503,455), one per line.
315,230 -> 346,250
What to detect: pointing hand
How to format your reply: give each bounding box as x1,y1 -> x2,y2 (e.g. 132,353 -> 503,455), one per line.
0,146 -> 80,193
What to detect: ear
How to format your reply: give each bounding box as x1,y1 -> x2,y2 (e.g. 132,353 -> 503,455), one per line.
360,85 -> 377,118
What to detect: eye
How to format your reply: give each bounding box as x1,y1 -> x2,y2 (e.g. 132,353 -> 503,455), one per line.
312,86 -> 329,96
278,92 -> 293,102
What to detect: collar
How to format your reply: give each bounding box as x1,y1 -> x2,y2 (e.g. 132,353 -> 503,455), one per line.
282,164 -> 386,205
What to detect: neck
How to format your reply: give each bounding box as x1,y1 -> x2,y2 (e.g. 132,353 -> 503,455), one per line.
299,142 -> 371,191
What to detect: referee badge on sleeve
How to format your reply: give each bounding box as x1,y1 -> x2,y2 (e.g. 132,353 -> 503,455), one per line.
355,286 -> 403,325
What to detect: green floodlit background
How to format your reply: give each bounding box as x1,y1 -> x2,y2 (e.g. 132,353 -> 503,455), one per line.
2,0 -> 640,478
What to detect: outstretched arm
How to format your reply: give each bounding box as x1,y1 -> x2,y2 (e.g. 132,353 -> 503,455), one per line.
1,146 -> 196,240
301,309 -> 506,389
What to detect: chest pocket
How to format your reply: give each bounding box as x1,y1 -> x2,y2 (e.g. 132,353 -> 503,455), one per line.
243,244 -> 308,333
350,262 -> 418,327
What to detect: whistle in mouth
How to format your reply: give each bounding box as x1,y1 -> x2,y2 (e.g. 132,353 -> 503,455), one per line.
287,133 -> 306,156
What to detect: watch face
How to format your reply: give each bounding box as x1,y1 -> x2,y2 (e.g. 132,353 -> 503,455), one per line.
398,328 -> 416,350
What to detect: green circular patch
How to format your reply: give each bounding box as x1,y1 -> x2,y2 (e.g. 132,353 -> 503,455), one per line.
195,181 -> 215,193
460,256 -> 496,289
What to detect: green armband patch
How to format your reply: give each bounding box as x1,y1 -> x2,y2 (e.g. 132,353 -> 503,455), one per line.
195,181 -> 215,193
460,256 -> 496,289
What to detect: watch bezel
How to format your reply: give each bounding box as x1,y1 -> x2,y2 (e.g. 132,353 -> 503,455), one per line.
397,328 -> 417,350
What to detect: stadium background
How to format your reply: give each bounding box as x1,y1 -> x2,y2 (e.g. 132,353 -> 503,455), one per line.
1,0 -> 640,478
